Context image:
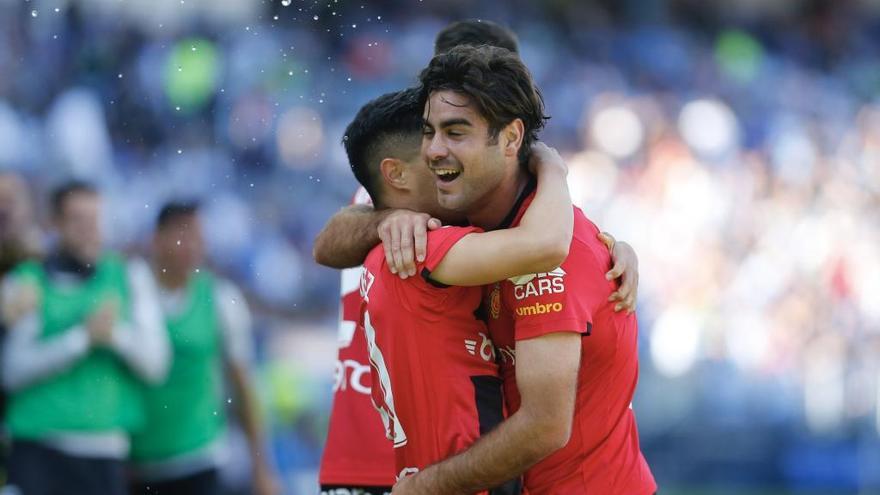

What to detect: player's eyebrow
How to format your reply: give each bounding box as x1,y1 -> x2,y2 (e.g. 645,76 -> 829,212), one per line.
438,118 -> 472,129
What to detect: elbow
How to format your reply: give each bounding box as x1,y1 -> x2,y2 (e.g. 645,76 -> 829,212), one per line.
312,235 -> 349,269
533,239 -> 570,273
312,235 -> 332,267
537,418 -> 572,455
523,408 -> 573,458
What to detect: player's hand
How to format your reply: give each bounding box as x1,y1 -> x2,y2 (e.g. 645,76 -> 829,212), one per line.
598,232 -> 639,313
87,297 -> 119,346
528,142 -> 568,177
377,209 -> 442,279
252,461 -> 281,495
2,280 -> 40,325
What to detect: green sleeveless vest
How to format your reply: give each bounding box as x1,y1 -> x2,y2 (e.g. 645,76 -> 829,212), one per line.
6,254 -> 144,438
129,271 -> 225,461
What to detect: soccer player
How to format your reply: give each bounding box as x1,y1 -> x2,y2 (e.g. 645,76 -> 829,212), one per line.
1,181 -> 169,495
129,202 -> 278,495
316,20 -> 532,495
340,86 -> 575,493
318,185 -> 398,495
391,45 -> 657,494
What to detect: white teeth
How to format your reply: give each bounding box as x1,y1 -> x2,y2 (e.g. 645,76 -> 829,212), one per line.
435,169 -> 459,176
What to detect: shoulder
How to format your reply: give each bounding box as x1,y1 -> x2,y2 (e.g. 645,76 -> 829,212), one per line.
425,225 -> 481,254
566,208 -> 611,272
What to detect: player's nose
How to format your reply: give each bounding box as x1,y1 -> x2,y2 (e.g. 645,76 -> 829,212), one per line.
425,134 -> 448,162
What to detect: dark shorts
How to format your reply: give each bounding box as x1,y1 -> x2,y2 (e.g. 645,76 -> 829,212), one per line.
6,439 -> 126,495
320,485 -> 393,495
129,468 -> 219,495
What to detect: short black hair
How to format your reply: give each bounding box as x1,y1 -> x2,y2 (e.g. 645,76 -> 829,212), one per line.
342,88 -> 423,208
51,180 -> 97,218
156,201 -> 199,229
435,20 -> 519,55
420,45 -> 548,166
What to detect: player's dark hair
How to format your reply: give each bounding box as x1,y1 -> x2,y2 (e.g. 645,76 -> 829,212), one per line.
434,20 -> 519,55
419,45 -> 548,166
343,88 -> 423,208
156,201 -> 199,229
50,180 -> 97,218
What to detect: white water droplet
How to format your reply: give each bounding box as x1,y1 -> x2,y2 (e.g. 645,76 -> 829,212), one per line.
227,398 -> 232,404
177,149 -> 182,154
191,45 -> 196,51
175,106 -> 181,111
377,15 -> 381,20
30,10 -> 37,17
346,77 -> 352,82
54,7 -> 60,12
117,73 -> 123,78
176,240 -> 181,246
351,24 -> 357,28
273,15 -> 279,20
313,15 -> 319,20
281,0 -> 291,5
288,70 -> 293,76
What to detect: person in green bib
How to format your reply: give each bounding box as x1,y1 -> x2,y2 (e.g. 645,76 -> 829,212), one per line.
1,180 -> 170,495
129,201 -> 278,495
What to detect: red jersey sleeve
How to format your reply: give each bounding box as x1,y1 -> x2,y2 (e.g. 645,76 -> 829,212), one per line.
505,239 -> 614,341
419,226 -> 482,286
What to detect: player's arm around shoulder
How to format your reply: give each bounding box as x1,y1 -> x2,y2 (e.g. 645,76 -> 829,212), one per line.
427,143 -> 574,287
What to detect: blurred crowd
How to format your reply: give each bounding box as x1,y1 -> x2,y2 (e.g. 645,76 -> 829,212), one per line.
0,0 -> 878,492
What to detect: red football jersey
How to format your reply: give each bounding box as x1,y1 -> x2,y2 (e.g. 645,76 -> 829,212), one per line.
361,226 -> 518,493
486,184 -> 656,494
319,187 -> 396,487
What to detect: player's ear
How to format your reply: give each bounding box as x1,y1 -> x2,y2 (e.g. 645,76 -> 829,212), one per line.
501,118 -> 524,159
380,158 -> 407,191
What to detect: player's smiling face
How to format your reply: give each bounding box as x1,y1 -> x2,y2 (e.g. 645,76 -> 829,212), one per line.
422,90 -> 507,213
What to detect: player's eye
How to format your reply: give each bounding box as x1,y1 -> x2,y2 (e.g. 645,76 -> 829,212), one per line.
422,126 -> 434,136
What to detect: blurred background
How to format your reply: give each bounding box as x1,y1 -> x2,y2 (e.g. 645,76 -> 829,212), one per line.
0,0 -> 878,493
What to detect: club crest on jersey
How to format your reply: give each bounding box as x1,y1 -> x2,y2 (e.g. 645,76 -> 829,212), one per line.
509,267 -> 566,300
489,284 -> 501,319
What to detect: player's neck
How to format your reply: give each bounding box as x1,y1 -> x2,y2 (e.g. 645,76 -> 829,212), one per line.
154,263 -> 190,290
467,167 -> 530,230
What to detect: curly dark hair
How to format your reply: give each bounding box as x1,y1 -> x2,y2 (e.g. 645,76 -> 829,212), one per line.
419,44 -> 548,166
434,20 -> 519,55
342,87 -> 423,207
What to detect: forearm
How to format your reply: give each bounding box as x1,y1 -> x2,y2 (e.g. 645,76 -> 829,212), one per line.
2,314 -> 90,390
518,168 -> 573,265
115,260 -> 170,384
410,409 -> 557,494
313,205 -> 389,268
229,364 -> 270,464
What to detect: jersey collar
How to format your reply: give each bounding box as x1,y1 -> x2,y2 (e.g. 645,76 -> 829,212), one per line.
493,175 -> 537,231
